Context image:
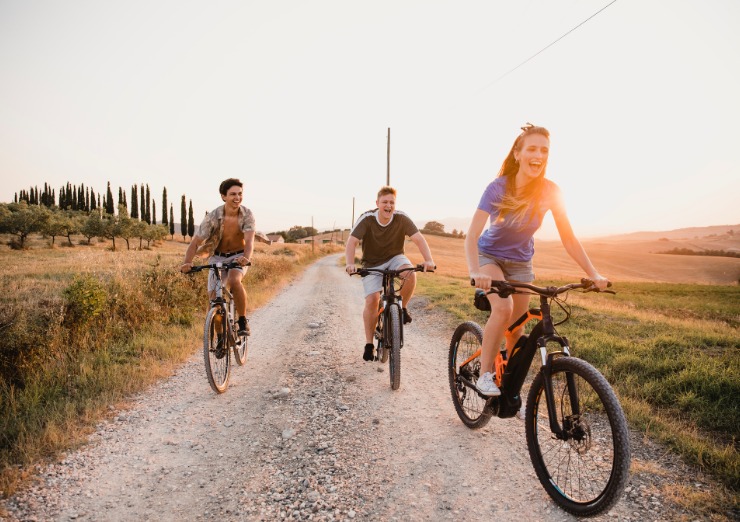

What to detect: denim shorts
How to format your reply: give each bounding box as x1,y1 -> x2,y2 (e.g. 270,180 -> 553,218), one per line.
361,254 -> 412,297
207,252 -> 247,293
479,253 -> 535,282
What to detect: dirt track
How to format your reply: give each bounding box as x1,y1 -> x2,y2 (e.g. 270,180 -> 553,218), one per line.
2,255 -> 715,521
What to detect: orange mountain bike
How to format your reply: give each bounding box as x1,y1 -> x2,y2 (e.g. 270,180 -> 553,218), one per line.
448,278 -> 630,516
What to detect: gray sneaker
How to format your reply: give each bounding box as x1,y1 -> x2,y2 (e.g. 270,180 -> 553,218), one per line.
475,372 -> 501,397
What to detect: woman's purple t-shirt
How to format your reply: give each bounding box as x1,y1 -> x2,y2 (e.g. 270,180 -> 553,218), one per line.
477,177 -> 554,262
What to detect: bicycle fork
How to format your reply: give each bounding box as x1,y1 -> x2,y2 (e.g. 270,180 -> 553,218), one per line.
539,341 -> 580,440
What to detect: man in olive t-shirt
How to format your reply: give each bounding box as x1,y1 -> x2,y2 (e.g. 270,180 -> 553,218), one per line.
345,186 -> 435,361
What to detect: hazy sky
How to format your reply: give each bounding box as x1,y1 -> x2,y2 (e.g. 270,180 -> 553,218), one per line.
1,0 -> 738,239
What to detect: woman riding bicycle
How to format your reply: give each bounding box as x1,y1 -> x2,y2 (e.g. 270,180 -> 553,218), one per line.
465,124 -> 608,397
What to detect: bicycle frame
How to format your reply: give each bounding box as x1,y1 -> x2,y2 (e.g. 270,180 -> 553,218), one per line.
209,265 -> 237,343
467,291 -> 577,436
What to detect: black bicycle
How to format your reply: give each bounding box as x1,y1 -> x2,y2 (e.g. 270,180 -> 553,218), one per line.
353,265 -> 433,390
188,261 -> 250,393
448,278 -> 630,516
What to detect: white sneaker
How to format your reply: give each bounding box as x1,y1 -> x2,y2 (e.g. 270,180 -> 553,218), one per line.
475,372 -> 501,397
516,405 -> 526,420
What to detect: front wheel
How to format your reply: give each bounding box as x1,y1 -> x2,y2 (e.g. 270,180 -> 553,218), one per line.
525,357 -> 630,516
448,322 -> 492,429
203,306 -> 231,394
387,304 -> 402,390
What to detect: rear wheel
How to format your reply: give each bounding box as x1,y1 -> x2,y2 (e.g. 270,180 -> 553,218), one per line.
203,306 -> 231,394
233,334 -> 248,366
448,322 -> 492,429
387,304 -> 402,390
525,357 -> 630,516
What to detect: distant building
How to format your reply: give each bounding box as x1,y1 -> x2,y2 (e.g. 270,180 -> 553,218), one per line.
296,230 -> 347,245
266,234 -> 285,244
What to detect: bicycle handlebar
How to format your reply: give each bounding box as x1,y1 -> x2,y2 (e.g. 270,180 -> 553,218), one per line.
470,277 -> 614,297
187,260 -> 252,273
351,264 -> 435,277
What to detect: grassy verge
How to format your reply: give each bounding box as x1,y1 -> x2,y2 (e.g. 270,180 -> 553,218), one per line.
415,276 -> 740,495
0,239 -> 341,498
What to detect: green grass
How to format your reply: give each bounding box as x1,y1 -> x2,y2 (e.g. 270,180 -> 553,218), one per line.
416,276 -> 740,492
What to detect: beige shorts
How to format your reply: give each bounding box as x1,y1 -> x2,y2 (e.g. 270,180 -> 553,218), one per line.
207,252 -> 247,293
361,254 -> 412,297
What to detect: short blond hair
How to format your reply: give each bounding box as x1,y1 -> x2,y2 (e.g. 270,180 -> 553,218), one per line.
377,186 -> 397,199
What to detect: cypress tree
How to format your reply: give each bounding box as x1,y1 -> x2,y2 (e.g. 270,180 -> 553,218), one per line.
118,187 -> 123,209
140,183 -> 145,222
180,195 -> 187,239
90,188 -> 96,211
145,184 -> 151,224
161,187 -> 168,226
67,183 -> 74,209
131,185 -> 139,219
187,200 -> 195,239
105,182 -> 114,214
169,204 -> 175,239
152,200 -> 156,225
72,186 -> 78,210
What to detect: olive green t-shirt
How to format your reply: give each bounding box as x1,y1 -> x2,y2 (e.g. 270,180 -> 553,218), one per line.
350,209 -> 419,267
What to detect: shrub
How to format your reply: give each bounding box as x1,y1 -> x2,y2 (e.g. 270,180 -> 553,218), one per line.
63,275 -> 107,327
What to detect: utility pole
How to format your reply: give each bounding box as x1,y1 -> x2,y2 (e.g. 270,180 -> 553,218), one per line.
386,127 -> 391,186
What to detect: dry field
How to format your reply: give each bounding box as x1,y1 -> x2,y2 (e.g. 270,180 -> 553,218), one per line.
406,233 -> 740,285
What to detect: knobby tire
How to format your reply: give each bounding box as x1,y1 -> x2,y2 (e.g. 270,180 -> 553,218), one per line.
525,357 -> 630,516
388,304 -> 402,390
448,322 -> 492,429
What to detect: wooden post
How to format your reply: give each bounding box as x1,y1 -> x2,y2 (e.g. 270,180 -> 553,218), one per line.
386,127 -> 390,186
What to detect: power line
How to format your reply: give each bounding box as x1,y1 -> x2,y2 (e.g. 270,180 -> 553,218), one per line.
481,0 -> 618,90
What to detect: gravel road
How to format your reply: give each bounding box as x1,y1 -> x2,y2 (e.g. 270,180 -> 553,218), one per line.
2,255 -> 719,521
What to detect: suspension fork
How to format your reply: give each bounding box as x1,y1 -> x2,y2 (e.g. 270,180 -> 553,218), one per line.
537,295 -> 575,439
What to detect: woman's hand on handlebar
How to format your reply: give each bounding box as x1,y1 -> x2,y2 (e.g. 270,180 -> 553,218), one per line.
589,274 -> 610,292
345,263 -> 357,275
420,260 -> 436,272
470,272 -> 492,291
180,262 -> 193,274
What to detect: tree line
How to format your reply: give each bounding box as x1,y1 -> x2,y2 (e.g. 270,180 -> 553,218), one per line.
421,221 -> 466,238
4,182 -> 198,250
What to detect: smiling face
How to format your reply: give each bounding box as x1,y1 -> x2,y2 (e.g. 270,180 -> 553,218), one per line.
376,193 -> 396,223
514,133 -> 550,183
221,186 -> 243,210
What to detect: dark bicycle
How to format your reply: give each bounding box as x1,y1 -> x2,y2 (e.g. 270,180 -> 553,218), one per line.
448,278 -> 630,516
188,260 -> 250,393
353,264 -> 433,390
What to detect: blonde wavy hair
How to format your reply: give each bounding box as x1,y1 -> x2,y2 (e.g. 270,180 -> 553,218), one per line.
494,124 -> 550,228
